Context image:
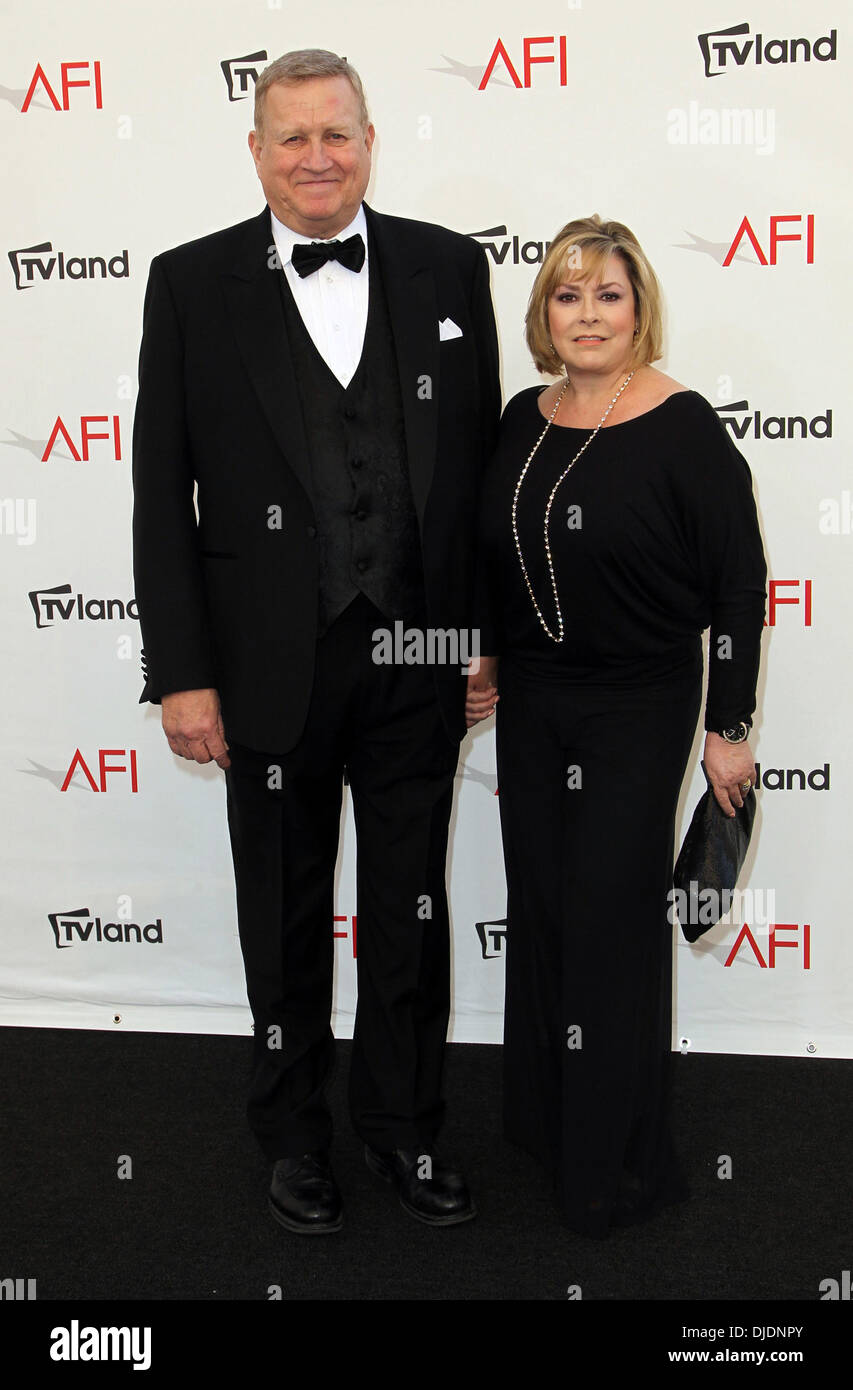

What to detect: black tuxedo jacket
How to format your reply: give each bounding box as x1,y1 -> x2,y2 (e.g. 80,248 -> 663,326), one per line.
131,204 -> 501,751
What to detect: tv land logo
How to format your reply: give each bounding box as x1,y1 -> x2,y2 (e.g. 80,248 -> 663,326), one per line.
753,762 -> 830,791
468,225 -> 551,267
20,61 -> 103,112
698,23 -> 837,78
221,51 -> 268,101
9,243 -> 129,290
715,400 -> 831,440
49,907 -> 163,949
476,917 -> 507,958
30,584 -> 138,629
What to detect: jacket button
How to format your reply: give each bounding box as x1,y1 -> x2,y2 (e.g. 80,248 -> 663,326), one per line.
356,559 -> 369,573
354,509 -> 367,521
307,526 -> 317,539
351,458 -> 363,470
344,406 -> 356,420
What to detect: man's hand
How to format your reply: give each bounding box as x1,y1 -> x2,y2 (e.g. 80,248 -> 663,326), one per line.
465,655 -> 499,729
161,688 -> 230,769
703,732 -> 756,818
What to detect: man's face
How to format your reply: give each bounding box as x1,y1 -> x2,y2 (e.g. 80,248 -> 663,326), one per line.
248,76 -> 374,239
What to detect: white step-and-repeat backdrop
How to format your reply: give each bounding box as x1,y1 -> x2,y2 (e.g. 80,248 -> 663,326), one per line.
2,1 -> 849,1057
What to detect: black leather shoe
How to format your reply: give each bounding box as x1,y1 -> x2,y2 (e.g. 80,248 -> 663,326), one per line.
269,1153 -> 343,1234
364,1146 -> 476,1225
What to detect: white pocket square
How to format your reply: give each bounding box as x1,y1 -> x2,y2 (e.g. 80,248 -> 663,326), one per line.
439,317 -> 463,341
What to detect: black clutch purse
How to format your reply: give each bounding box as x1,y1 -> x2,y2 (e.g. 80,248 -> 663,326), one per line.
673,762 -> 756,942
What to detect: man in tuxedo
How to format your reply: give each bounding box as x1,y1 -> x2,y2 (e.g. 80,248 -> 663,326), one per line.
132,50 -> 501,1233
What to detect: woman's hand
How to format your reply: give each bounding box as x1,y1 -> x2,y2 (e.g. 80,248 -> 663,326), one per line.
703,732 -> 756,817
465,655 -> 499,728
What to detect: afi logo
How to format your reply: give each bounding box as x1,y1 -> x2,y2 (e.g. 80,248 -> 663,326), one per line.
42,416 -> 122,462
221,52 -> 267,101
723,215 -> 814,266
61,749 -> 139,793
333,914 -> 357,958
21,61 -> 103,112
766,579 -> 812,627
724,923 -> 810,969
480,37 -> 568,89
475,918 -> 507,959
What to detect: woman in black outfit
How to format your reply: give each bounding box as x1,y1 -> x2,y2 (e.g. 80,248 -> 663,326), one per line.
467,216 -> 766,1237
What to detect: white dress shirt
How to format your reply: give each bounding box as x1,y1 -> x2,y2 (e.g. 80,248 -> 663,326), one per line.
270,205 -> 369,388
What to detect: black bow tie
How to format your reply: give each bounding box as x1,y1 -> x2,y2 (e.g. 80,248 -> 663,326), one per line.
291,233 -> 366,278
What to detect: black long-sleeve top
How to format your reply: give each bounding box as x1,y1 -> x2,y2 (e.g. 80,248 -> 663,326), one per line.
476,387 -> 767,730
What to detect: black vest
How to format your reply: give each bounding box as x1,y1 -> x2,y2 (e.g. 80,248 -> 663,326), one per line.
278,248 -> 426,635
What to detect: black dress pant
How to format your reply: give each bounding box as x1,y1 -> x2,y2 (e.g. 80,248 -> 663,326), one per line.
495,654 -> 702,1237
224,595 -> 460,1161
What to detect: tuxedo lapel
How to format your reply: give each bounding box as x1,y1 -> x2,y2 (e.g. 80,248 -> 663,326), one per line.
220,207 -> 315,509
366,206 -> 438,528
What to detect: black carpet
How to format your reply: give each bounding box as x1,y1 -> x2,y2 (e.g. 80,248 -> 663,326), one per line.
2,1026 -> 850,1308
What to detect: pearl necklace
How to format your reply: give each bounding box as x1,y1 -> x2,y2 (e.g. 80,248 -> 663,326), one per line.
511,371 -> 635,643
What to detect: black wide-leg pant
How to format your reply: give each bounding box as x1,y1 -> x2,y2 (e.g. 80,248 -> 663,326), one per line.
495,656 -> 702,1237
224,595 -> 460,1161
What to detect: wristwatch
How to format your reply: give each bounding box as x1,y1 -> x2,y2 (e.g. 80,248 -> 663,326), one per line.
713,721 -> 750,744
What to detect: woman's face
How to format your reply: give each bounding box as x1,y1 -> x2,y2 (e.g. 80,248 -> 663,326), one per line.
546,251 -> 637,379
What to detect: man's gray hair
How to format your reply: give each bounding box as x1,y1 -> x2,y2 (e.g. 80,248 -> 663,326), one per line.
253,49 -> 370,136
